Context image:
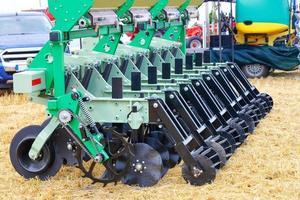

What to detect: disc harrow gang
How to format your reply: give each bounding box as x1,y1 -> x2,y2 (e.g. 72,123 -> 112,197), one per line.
10,0 -> 273,187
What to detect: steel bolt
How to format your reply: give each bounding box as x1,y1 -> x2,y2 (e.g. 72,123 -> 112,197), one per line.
67,143 -> 73,151
184,87 -> 189,92
196,82 -> 200,86
135,163 -> 143,171
169,94 -> 175,99
193,167 -> 203,178
95,155 -> 103,163
153,103 -> 158,108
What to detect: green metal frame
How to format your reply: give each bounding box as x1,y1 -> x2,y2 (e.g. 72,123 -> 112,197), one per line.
162,0 -> 191,54
23,0 -> 146,161
16,0 -> 205,163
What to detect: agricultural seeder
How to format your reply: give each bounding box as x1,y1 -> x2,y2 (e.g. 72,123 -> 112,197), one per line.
10,0 -> 273,187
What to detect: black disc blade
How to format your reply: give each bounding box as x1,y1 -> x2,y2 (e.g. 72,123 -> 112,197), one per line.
168,147 -> 181,168
148,130 -> 174,149
122,143 -> 163,187
148,131 -> 164,142
145,137 -> 169,177
148,131 -> 179,168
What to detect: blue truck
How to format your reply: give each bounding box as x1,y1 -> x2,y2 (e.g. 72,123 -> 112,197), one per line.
0,12 -> 52,89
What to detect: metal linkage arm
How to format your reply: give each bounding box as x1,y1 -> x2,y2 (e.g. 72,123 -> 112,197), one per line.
162,0 -> 202,53
149,0 -> 169,19
129,0 -> 169,48
49,0 -> 94,32
92,1 -> 135,54
116,0 -> 135,18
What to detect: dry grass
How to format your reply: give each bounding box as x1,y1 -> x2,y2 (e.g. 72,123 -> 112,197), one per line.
0,71 -> 299,200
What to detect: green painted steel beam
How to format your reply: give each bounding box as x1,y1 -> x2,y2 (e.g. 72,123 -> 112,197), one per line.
116,0 -> 135,18
149,0 -> 169,18
178,0 -> 191,13
29,118 -> 60,160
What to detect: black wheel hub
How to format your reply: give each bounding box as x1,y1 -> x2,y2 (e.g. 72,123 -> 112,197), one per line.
17,139 -> 52,174
182,155 -> 216,186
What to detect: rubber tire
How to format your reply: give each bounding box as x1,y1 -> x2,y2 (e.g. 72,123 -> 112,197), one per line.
10,125 -> 63,180
241,64 -> 270,78
186,36 -> 202,49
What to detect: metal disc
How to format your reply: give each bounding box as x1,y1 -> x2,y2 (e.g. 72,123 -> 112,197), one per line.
257,93 -> 273,112
148,131 -> 180,168
253,99 -> 267,117
219,125 -> 239,150
121,143 -> 163,187
40,118 -> 86,165
228,119 -> 247,144
260,93 -> 274,108
145,137 -> 169,177
215,131 -> 236,157
205,140 -> 227,168
148,130 -> 174,148
243,105 -> 260,126
168,147 -> 181,168
248,103 -> 263,120
238,112 -> 255,133
50,128 -> 80,165
182,155 -> 216,186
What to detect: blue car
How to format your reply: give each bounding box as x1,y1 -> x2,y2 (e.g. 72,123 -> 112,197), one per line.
0,12 -> 52,89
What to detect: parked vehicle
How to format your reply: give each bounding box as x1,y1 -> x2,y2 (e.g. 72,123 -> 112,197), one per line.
186,26 -> 203,49
0,12 -> 52,89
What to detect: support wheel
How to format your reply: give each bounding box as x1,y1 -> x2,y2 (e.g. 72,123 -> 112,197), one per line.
258,93 -> 273,111
205,137 -> 227,169
10,125 -> 63,180
252,99 -> 267,118
238,111 -> 255,133
228,119 -> 247,144
182,155 -> 216,186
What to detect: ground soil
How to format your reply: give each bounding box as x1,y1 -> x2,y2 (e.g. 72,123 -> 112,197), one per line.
0,71 -> 299,200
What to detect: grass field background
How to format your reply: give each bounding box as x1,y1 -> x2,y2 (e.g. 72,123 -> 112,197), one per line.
0,71 -> 299,200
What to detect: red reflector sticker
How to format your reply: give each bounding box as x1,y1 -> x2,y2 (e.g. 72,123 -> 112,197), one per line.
32,78 -> 41,86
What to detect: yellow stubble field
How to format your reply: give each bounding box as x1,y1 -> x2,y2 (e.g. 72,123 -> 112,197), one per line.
0,71 -> 299,200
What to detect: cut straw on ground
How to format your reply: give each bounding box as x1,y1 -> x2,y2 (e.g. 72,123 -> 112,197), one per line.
0,71 -> 299,200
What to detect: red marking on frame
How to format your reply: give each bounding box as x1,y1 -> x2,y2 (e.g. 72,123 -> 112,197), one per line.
32,78 -> 41,86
